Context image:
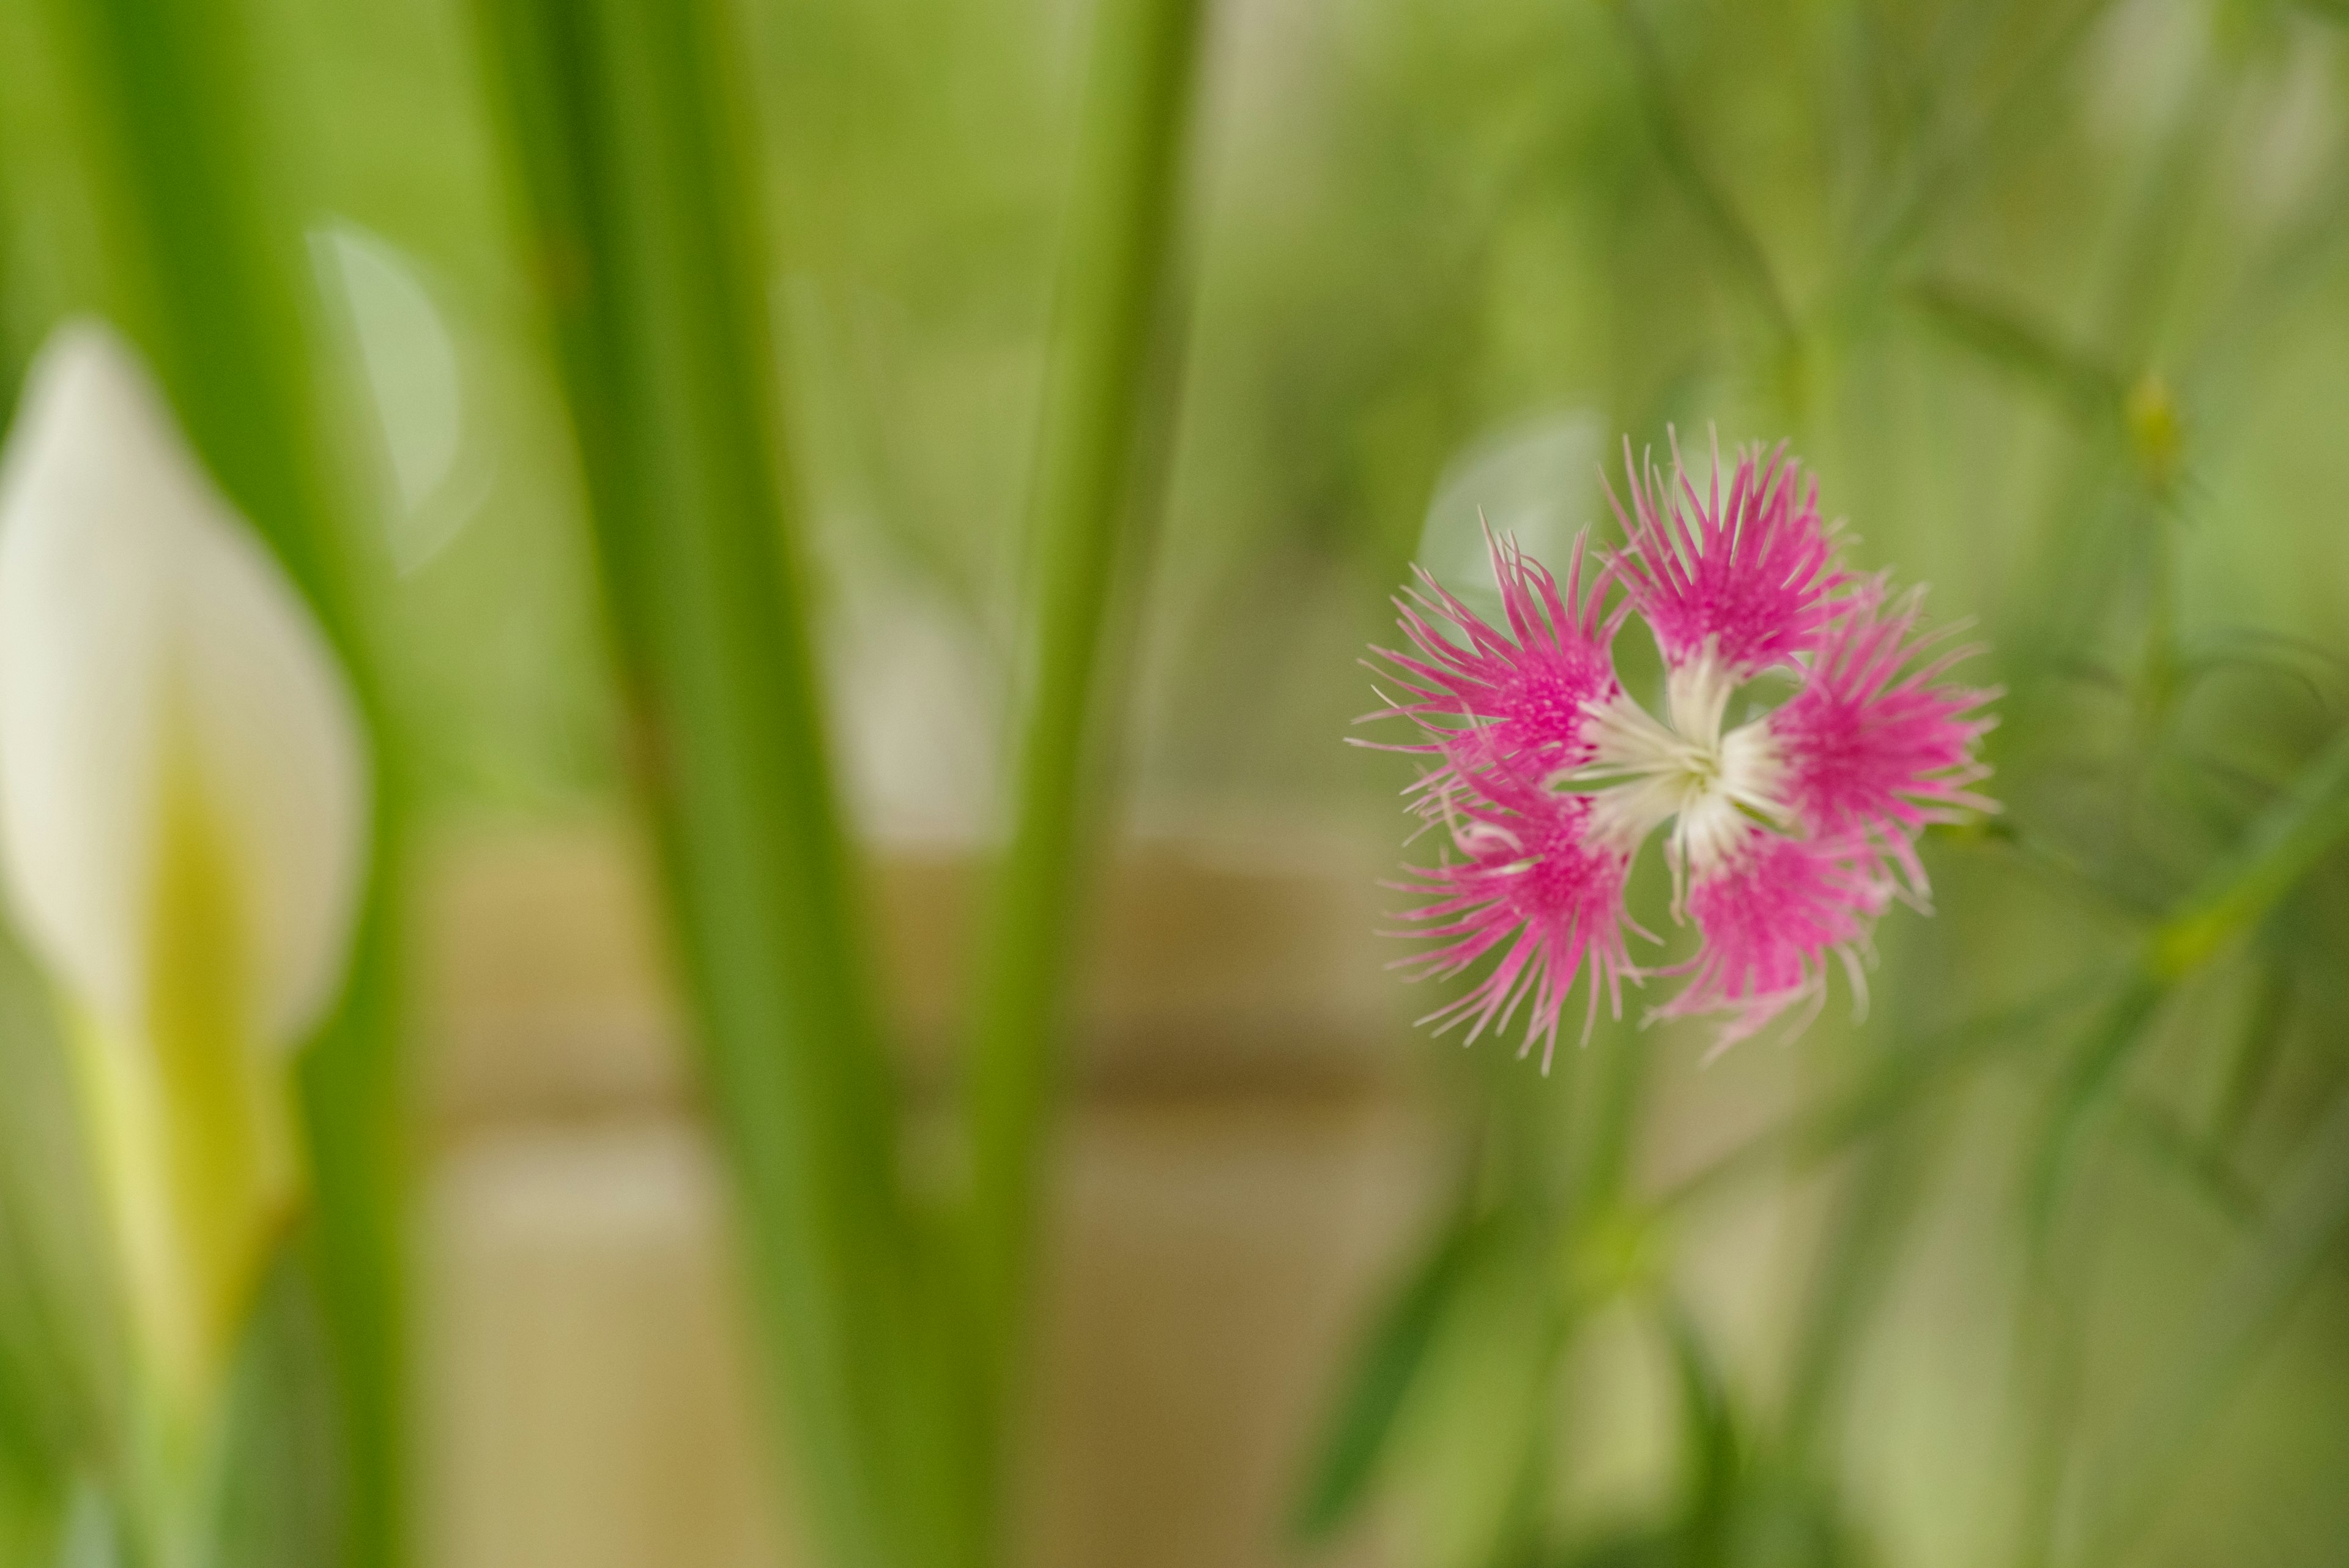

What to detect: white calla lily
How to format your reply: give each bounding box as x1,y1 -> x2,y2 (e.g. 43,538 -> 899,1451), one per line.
0,321 -> 369,1422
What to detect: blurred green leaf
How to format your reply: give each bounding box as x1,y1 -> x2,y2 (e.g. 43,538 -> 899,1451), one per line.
1548,1527 -> 1679,1568
1659,973 -> 2110,1214
51,1485 -> 116,1568
1844,0 -> 2124,289
1779,1111 -> 1939,1463
2024,978 -> 2166,1247
964,0 -> 1213,1465
2149,718 -> 2349,978
37,4 -> 415,1560
1293,1211 -> 1485,1542
0,1458 -> 64,1568
2186,148 -> 2349,417
2080,1080 -> 2349,1566
0,935 -> 122,1543
1610,1 -> 1797,347
1906,278 -> 2124,425
2112,1092 -> 2261,1229
2211,959 -> 2294,1149
204,1247 -> 345,1568
1659,1302 -> 1737,1568
466,1 -> 960,1564
1395,1217 -> 1564,1568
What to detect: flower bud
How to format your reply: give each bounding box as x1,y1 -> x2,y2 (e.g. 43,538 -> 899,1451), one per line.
0,322 -> 369,1427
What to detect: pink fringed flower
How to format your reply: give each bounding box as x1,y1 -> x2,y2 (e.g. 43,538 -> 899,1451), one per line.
1364,434 -> 1997,1059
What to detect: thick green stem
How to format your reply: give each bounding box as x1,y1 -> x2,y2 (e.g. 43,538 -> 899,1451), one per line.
469,3 -> 971,1564
40,5 -> 409,1563
964,0 -> 1209,1425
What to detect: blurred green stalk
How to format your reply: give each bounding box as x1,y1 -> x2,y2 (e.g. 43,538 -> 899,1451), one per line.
2148,719 -> 2349,979
964,0 -> 1209,1421
2082,1078 -> 2349,1565
468,3 -> 977,1566
40,2 -> 410,1562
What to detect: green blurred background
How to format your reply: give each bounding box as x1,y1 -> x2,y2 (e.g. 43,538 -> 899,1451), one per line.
1,0 -> 2348,1564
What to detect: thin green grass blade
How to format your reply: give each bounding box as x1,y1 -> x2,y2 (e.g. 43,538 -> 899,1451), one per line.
2148,719 -> 2349,979
2024,715 -> 2349,1261
2211,959 -> 2293,1149
1659,1300 -> 1737,1568
2077,1082 -> 2349,1567
2022,978 -> 2166,1250
1611,1 -> 1798,349
2111,1093 -> 2261,1230
1657,973 -> 2110,1215
1906,278 -> 2125,425
1293,1213 -> 1485,1542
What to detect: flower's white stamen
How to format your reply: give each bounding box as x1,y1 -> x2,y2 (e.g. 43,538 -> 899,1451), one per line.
1664,653 -> 1735,752
1564,646 -> 1789,895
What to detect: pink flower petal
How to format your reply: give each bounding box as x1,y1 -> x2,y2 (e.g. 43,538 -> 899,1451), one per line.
1386,773 -> 1638,1070
1610,434 -> 1847,678
1362,527 -> 1620,804
1657,827 -> 1885,1053
1768,581 -> 1998,899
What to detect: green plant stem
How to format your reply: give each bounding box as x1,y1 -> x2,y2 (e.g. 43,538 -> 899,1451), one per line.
2147,719 -> 2349,978
40,6 -> 409,1564
1843,0 -> 2123,296
1653,973 -> 2109,1216
1779,1104 -> 1937,1463
964,0 -> 1209,1436
1611,1 -> 1798,349
468,4 -> 966,1566
2211,959 -> 2293,1148
2012,1240 -> 2096,1568
2023,978 -> 2167,1248
1291,1211 -> 1485,1542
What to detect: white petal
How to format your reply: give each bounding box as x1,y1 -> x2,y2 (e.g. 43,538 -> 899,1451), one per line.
1663,650 -> 1735,749
0,321 -> 369,1050
1716,716 -> 1789,821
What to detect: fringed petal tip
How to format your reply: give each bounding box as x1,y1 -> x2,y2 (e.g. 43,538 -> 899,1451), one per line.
1357,525 -> 1621,798
1652,829 -> 1883,1058
1386,790 -> 1639,1072
1605,428 -> 1851,680
1767,574 -> 2002,902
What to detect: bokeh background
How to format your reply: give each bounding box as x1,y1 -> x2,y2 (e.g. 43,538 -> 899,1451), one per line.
1,0 -> 2347,1564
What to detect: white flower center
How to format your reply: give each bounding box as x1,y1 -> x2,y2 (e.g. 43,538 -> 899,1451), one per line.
1569,650 -> 1786,886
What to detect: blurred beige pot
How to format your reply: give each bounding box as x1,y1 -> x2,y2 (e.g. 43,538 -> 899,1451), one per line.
418,823 -> 1440,1568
